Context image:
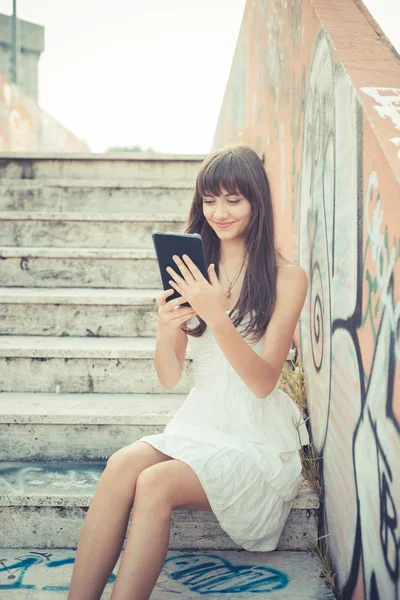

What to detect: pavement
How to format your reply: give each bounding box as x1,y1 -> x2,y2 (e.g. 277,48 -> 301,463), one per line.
0,548 -> 335,599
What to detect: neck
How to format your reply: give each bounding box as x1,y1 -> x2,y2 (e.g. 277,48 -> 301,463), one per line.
220,238 -> 247,268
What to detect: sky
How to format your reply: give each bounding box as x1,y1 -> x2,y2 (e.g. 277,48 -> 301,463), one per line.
0,0 -> 247,153
0,0 -> 398,154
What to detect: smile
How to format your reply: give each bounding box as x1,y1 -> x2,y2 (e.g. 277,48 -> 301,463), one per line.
214,222 -> 236,229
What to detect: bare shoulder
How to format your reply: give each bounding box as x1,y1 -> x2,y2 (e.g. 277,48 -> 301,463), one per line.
277,262 -> 308,288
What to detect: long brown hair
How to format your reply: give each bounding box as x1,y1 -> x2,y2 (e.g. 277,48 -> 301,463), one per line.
181,144 -> 289,343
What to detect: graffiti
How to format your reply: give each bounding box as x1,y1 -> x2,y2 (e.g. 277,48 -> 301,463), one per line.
0,462 -> 104,496
0,551 -> 116,590
169,0 -> 400,597
299,30 -> 400,600
363,171 -> 400,358
353,300 -> 400,600
163,553 -> 289,593
299,31 -> 336,454
352,171 -> 400,599
0,550 -> 289,594
360,87 -> 400,159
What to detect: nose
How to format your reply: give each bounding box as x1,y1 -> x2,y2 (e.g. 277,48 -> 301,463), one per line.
213,204 -> 229,219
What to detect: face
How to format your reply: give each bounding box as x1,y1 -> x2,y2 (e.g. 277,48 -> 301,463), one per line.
202,186 -> 252,239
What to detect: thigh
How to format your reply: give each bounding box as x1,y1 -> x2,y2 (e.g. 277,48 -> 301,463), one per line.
106,440 -> 173,476
136,459 -> 212,512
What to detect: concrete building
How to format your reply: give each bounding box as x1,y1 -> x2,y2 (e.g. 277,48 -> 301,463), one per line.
0,12 -> 44,102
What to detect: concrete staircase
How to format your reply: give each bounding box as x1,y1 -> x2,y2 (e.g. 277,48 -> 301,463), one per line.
0,154 -> 330,599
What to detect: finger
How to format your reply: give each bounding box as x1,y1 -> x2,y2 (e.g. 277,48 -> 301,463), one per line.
208,263 -> 218,281
158,288 -> 175,305
182,254 -> 202,280
180,311 -> 196,323
159,293 -> 187,310
170,306 -> 196,319
169,280 -> 183,296
172,255 -> 195,282
166,265 -> 186,286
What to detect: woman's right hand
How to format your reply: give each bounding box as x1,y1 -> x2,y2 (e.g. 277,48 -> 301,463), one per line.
156,289 -> 197,340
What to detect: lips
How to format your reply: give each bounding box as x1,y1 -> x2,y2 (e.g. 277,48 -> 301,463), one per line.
215,221 -> 235,228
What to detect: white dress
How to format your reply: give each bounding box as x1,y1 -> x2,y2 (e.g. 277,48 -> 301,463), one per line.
137,309 -> 310,552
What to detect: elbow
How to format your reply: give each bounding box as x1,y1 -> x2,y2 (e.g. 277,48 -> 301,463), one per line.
254,373 -> 280,399
162,375 -> 182,390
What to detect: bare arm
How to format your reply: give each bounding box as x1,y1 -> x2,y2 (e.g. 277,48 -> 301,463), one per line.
154,325 -> 189,389
207,265 -> 308,399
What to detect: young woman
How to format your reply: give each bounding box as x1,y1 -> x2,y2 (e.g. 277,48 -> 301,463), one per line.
68,144 -> 310,600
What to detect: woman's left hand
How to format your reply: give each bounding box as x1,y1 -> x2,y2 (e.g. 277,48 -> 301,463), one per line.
166,254 -> 226,324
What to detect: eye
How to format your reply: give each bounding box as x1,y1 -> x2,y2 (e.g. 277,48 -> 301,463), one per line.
202,199 -> 240,204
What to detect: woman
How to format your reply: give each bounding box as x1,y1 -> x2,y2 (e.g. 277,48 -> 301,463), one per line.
68,144 -> 310,600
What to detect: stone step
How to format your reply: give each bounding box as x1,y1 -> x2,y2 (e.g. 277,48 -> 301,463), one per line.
0,287 -> 161,337
0,548 -> 332,599
0,461 -> 320,553
0,392 -> 186,460
0,179 -> 194,214
0,332 -> 295,395
0,211 -> 186,248
0,335 -> 194,394
0,247 -> 161,288
0,153 -> 205,180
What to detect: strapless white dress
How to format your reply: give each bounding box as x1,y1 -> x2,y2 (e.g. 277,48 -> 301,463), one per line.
137,310 -> 310,552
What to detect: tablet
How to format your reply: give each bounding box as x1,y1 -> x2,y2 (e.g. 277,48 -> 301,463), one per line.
152,231 -> 209,307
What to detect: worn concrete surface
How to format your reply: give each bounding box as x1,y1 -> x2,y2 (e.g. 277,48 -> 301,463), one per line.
0,302 -> 160,337
0,155 -> 204,180
0,179 -> 195,213
0,247 -> 162,288
0,392 -> 185,460
0,288 -> 161,336
0,211 -> 185,248
0,392 -> 185,424
0,355 -> 193,394
0,548 -> 334,599
0,462 -> 319,551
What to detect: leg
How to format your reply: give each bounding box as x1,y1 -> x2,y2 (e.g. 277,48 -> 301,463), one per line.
67,441 -> 172,600
110,459 -> 212,600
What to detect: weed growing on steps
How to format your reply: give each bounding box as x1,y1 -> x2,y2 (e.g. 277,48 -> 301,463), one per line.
314,534 -> 339,599
278,354 -> 321,496
279,355 -> 338,599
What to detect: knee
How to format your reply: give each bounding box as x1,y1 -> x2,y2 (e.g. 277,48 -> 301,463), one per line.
105,446 -> 134,474
134,466 -> 173,514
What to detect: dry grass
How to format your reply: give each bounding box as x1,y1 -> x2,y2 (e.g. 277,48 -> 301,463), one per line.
314,534 -> 339,598
279,354 -> 338,598
279,354 -> 322,498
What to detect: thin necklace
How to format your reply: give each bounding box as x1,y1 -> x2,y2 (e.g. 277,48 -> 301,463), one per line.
220,256 -> 247,298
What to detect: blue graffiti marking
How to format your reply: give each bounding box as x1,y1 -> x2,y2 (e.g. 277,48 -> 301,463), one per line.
163,553 -> 289,594
0,553 -> 116,591
0,556 -> 39,590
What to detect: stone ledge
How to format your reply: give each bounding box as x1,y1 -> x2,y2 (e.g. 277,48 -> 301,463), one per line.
0,247 -> 156,258
0,461 -> 319,511
0,178 -> 196,188
0,335 -> 175,359
0,287 -> 160,305
0,152 -> 206,160
0,211 -> 186,222
0,392 -> 185,424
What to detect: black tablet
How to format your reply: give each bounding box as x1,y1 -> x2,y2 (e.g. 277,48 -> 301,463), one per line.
152,231 -> 209,307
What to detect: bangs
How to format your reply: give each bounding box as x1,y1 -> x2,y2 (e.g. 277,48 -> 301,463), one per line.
197,152 -> 250,200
